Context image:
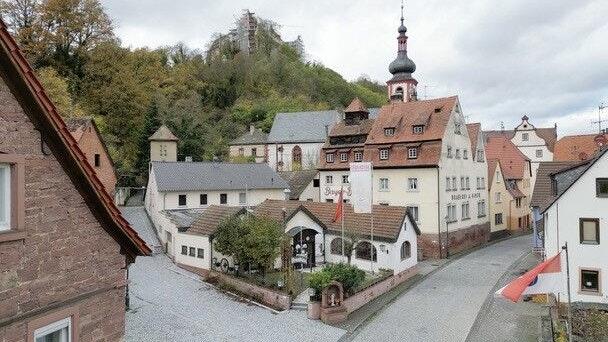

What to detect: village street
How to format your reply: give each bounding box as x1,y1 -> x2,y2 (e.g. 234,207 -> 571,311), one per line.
349,235 -> 533,342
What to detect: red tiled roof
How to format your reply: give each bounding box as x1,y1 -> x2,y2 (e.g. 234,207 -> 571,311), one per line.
484,135 -> 529,180
0,20 -> 150,259
487,159 -> 500,185
466,123 -> 481,158
366,96 -> 458,145
344,97 -> 368,113
554,133 -> 607,161
254,200 -> 420,242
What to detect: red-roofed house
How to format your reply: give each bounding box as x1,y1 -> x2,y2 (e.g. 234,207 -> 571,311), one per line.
318,14 -> 490,259
554,133 -> 607,162
0,19 -> 149,342
485,136 -> 532,235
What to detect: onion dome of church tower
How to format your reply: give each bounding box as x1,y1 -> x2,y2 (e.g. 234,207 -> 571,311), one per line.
388,2 -> 416,78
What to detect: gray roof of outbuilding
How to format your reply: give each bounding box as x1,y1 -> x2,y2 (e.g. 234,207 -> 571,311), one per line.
278,170 -> 318,199
151,161 -> 289,192
267,109 -> 380,143
230,128 -> 268,145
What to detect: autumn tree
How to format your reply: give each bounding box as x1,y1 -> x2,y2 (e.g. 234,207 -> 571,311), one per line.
36,66 -> 85,117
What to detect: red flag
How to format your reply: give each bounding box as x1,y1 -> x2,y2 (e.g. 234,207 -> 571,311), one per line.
333,187 -> 344,223
495,252 -> 562,302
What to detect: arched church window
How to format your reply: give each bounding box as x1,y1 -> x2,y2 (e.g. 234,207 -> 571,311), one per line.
292,145 -> 302,166
355,241 -> 377,262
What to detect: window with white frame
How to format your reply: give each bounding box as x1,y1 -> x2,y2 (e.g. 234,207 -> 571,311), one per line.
413,125 -> 424,134
408,178 -> 418,191
408,147 -> 417,159
326,153 -> 334,163
477,150 -> 484,161
34,317 -> 72,342
536,149 -> 543,158
460,177 -> 465,190
409,206 -> 419,222
447,204 -> 457,222
466,177 -> 470,190
478,200 -> 486,217
463,149 -> 468,159
340,152 -> 348,162
446,177 -> 451,191
379,178 -> 390,191
326,175 -> 333,184
379,149 -> 389,160
342,175 -> 349,184
461,202 -> 470,219
239,192 -> 247,204
452,177 -> 457,191
0,164 -> 10,231
384,128 -> 395,136
354,151 -> 363,162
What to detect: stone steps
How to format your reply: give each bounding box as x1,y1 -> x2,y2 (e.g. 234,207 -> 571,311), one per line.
291,302 -> 308,311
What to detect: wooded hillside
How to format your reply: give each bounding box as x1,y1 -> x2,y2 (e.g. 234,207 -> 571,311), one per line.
0,0 -> 387,185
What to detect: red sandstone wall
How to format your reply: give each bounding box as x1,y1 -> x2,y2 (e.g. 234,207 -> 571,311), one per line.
75,125 -> 117,196
0,76 -> 127,341
419,222 -> 490,259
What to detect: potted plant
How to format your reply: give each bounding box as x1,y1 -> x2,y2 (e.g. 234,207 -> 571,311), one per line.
307,270 -> 331,320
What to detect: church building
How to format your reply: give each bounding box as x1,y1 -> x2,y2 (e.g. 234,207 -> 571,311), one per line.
318,7 -> 490,259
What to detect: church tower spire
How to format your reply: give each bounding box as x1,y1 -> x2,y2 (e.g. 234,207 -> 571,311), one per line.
387,0 -> 418,103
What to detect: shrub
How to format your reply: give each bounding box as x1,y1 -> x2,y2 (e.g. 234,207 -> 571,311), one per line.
308,271 -> 332,301
307,263 -> 366,298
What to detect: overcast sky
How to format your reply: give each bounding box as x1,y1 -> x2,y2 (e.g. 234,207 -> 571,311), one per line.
101,0 -> 608,136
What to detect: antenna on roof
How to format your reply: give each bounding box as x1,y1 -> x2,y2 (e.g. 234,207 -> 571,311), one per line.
592,102 -> 607,134
400,0 -> 404,25
500,121 -> 505,132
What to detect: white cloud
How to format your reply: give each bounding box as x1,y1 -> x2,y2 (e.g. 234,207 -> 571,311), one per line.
101,0 -> 608,136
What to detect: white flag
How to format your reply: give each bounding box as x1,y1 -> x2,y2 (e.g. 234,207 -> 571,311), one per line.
349,162 -> 372,213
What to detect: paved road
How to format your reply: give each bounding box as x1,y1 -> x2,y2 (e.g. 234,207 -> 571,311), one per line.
120,206 -> 162,253
350,235 -> 533,342
126,255 -> 345,342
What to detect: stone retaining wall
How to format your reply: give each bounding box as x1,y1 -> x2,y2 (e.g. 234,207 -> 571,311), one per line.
419,222 -> 490,259
343,266 -> 418,314
207,270 -> 292,311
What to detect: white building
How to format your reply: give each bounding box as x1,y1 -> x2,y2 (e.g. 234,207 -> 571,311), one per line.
542,148 -> 608,303
484,116 -> 557,190
278,170 -> 320,202
145,161 -> 289,252
174,200 -> 420,275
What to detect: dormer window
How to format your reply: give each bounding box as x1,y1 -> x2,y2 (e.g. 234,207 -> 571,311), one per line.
354,151 -> 363,162
379,149 -> 389,160
340,152 -> 348,162
384,128 -> 395,136
326,153 -> 334,163
413,125 -> 424,134
408,147 -> 417,159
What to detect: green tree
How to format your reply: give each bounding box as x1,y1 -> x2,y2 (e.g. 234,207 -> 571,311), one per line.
134,97 -> 161,185
36,66 -> 86,117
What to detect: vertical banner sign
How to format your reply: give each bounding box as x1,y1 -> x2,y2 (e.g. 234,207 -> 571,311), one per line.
350,162 -> 373,213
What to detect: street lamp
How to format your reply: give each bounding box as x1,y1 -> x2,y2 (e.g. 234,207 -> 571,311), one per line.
444,214 -> 451,258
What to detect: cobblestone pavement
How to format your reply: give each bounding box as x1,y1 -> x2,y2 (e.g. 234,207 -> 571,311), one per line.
125,251 -> 345,342
466,252 -> 547,342
350,235 -> 533,342
120,206 -> 161,253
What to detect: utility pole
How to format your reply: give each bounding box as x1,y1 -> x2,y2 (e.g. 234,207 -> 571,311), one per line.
592,103 -> 607,133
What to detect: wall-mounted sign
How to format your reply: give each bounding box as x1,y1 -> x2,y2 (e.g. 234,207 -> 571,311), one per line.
451,192 -> 481,201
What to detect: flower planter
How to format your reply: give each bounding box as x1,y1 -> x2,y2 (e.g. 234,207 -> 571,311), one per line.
307,301 -> 321,320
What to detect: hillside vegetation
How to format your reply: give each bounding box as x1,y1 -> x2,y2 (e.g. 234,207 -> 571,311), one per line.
0,0 -> 387,185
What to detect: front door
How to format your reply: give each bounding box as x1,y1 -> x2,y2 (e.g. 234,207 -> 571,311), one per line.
292,229 -> 316,268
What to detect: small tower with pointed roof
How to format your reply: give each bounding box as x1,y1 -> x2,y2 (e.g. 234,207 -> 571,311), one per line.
387,1 -> 418,103
344,97 -> 370,125
149,125 -> 178,162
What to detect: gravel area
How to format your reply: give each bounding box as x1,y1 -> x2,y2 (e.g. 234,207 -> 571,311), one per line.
120,206 -> 162,253
126,254 -> 345,342
350,235 -> 533,342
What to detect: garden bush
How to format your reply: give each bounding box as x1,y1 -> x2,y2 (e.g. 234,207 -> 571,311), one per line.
307,263 -> 366,299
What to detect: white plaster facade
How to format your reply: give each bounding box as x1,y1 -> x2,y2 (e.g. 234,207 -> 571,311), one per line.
267,142 -> 322,172
228,144 -> 267,163
543,151 -> 608,304
510,118 -> 555,190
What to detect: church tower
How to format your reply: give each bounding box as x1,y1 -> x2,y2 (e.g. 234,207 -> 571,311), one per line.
149,125 -> 178,162
387,1 -> 418,102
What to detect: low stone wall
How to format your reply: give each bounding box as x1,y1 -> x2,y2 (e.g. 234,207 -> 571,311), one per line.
343,266 -> 418,314
206,270 -> 291,311
419,222 -> 490,259
177,263 -> 210,278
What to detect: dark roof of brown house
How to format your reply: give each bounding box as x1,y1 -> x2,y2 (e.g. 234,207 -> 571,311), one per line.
0,20 -> 150,259
530,160 -> 585,211
278,170 -> 318,200
554,133 -> 607,161
344,97 -> 368,113
485,135 -> 529,180
254,200 -> 420,242
187,206 -> 247,236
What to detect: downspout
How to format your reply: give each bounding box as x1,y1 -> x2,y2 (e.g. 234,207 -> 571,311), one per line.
436,166 -> 442,259
556,202 -> 559,252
